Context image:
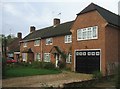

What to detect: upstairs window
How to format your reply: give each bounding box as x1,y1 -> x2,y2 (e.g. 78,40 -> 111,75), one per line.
44,53 -> 51,62
23,42 -> 27,47
34,40 -> 40,46
77,26 -> 98,41
46,38 -> 53,45
65,35 -> 72,43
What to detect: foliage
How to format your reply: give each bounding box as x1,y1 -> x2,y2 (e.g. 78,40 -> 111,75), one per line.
2,57 -> 6,79
31,61 -> 43,68
58,60 -> 66,69
43,62 -> 55,69
92,71 -> 103,81
115,64 -> 120,89
0,34 -> 16,59
17,61 -> 56,70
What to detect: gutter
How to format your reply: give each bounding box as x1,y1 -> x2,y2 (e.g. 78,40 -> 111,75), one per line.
19,37 -> 41,42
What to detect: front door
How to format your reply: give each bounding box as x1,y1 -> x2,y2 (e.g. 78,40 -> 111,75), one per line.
55,54 -> 60,68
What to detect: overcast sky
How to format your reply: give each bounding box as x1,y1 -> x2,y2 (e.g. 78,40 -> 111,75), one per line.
0,0 -> 120,38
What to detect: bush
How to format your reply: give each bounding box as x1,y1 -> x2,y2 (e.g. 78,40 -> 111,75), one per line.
30,61 -> 55,70
58,60 -> 66,69
116,64 -> 120,89
43,62 -> 55,69
31,61 -> 43,68
92,71 -> 103,81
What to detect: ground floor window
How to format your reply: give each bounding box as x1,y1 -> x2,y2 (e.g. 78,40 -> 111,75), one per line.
35,53 -> 41,61
8,53 -> 14,58
44,53 -> 51,62
66,54 -> 72,63
22,53 -> 27,62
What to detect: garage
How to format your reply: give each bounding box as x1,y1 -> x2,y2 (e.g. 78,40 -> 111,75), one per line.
75,50 -> 100,74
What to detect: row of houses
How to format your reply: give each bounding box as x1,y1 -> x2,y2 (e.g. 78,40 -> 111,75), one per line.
7,3 -> 120,75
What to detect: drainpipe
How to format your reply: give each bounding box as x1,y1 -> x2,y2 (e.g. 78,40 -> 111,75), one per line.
41,39 -> 43,61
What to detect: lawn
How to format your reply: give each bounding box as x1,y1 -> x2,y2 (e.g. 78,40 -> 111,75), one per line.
4,66 -> 62,78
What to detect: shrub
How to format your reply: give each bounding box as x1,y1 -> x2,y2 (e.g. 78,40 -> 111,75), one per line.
116,64 -> 120,89
92,71 -> 103,81
31,61 -> 44,68
43,62 -> 55,69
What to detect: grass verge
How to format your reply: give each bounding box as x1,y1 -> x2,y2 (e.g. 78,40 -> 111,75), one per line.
4,66 -> 61,78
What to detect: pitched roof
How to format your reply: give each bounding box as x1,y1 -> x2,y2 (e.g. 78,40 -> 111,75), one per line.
77,3 -> 120,27
22,21 -> 74,41
7,38 -> 21,52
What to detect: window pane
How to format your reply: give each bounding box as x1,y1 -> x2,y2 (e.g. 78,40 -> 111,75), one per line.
93,26 -> 97,38
35,53 -> 40,61
34,40 -> 40,46
44,53 -> 50,62
65,35 -> 72,43
46,38 -> 53,45
77,29 -> 82,40
66,54 -> 72,63
77,26 -> 98,41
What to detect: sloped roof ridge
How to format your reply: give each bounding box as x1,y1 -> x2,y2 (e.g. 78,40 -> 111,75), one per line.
77,3 -> 120,27
37,20 -> 74,31
77,3 -> 119,16
22,20 -> 74,41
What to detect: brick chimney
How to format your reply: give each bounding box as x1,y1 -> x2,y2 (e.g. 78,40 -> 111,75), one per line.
17,32 -> 22,39
53,18 -> 60,27
30,26 -> 36,33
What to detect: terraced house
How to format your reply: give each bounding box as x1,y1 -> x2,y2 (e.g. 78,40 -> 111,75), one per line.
20,3 -> 120,75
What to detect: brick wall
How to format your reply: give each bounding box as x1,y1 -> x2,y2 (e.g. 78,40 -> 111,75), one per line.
20,35 -> 72,67
105,26 -> 119,74
71,10 -> 108,75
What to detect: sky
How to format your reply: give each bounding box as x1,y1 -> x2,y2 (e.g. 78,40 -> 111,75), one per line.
0,0 -> 120,38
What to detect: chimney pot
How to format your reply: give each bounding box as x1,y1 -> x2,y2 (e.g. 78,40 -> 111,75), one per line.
30,26 -> 36,33
53,18 -> 60,27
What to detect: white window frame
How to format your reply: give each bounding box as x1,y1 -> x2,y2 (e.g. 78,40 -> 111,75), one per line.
66,54 -> 72,63
23,42 -> 27,47
65,35 -> 72,43
46,38 -> 53,45
34,40 -> 40,46
77,26 -> 98,41
35,53 -> 41,61
44,53 -> 51,62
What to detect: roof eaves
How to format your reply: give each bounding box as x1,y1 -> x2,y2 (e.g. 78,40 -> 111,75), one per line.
20,37 -> 41,42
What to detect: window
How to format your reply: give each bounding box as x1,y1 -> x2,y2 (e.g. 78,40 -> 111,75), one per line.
65,35 -> 72,43
44,53 -> 51,62
66,54 -> 72,63
34,40 -> 40,46
93,26 -> 98,38
8,53 -> 14,57
46,38 -> 53,45
35,53 -> 41,61
23,42 -> 27,47
77,26 -> 98,41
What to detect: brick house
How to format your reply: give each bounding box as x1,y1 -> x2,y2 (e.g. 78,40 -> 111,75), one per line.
7,32 -> 22,61
20,3 -> 120,75
20,20 -> 73,68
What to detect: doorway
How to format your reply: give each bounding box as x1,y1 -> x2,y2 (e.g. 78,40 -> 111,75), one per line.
55,54 -> 60,68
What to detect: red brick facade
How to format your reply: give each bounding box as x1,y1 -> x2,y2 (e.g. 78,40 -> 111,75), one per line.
20,3 -> 120,75
20,35 -> 72,68
70,10 -> 119,75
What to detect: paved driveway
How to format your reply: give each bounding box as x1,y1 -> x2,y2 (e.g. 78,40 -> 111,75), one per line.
2,71 -> 92,87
